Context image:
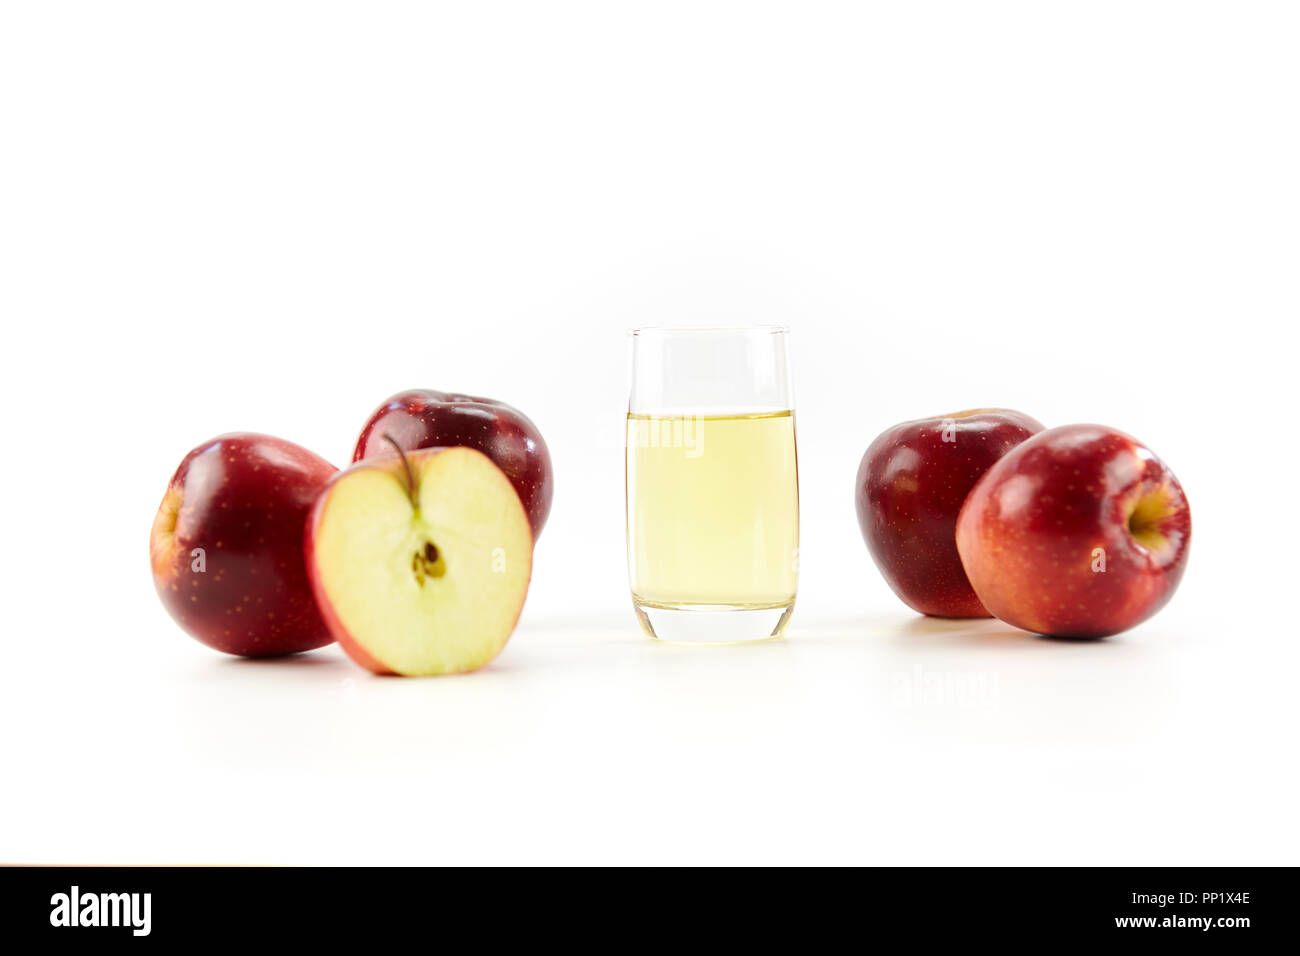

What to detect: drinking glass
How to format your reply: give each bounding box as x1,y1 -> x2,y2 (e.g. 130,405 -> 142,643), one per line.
625,327 -> 799,642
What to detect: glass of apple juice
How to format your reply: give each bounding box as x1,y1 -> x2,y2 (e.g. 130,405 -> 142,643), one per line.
625,326 -> 799,643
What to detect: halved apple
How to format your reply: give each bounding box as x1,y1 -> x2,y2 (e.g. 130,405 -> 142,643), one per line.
306,442 -> 533,676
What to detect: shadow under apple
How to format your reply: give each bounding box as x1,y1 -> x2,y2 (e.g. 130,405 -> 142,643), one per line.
894,614 -> 1124,650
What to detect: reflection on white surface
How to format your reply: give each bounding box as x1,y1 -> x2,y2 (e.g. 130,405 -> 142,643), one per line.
1,604 -> 1289,865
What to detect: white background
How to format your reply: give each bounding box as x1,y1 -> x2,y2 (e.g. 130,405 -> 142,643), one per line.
1,2 -> 1297,864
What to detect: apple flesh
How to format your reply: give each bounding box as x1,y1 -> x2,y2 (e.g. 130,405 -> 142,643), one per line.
150,433 -> 338,656
955,424 -> 1192,638
353,390 -> 553,537
307,445 -> 533,676
856,408 -> 1044,617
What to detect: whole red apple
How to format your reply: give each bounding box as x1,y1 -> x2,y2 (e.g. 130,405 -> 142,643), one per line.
353,390 -> 553,537
955,424 -> 1191,638
856,408 -> 1044,617
150,433 -> 338,656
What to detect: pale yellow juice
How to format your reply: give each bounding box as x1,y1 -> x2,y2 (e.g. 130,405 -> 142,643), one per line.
626,410 -> 799,608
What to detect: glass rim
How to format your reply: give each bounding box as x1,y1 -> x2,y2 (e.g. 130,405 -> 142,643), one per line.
628,324 -> 790,337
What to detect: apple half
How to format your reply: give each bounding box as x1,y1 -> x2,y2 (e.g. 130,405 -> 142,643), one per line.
306,442 -> 533,675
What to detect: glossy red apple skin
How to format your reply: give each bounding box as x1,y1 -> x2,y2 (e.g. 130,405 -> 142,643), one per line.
856,409 -> 1045,617
956,424 -> 1192,639
150,433 -> 338,657
353,389 -> 553,537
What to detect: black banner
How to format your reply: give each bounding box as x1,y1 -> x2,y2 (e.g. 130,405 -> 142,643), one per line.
0,866 -> 1292,944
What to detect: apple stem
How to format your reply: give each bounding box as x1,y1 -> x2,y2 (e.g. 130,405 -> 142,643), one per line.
382,432 -> 419,510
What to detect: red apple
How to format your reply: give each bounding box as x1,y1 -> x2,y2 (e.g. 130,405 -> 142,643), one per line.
307,445 -> 533,676
856,408 -> 1045,617
955,424 -> 1191,638
353,390 -> 553,537
150,433 -> 338,656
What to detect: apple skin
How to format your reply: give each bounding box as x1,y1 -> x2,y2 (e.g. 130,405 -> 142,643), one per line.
856,408 -> 1045,617
955,424 -> 1192,639
149,433 -> 338,657
352,389 -> 553,537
